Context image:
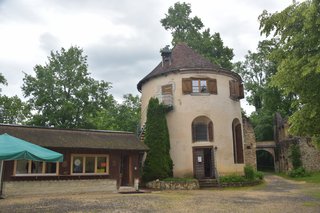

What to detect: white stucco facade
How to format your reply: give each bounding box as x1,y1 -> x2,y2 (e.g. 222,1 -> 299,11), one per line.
140,70 -> 245,177
138,43 -> 245,178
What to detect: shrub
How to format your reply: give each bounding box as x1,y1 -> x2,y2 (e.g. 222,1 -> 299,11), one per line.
289,143 -> 302,169
288,167 -> 310,178
162,177 -> 196,182
255,171 -> 264,180
244,165 -> 255,181
220,174 -> 246,183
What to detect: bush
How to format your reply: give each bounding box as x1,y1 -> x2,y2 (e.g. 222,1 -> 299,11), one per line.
244,165 -> 255,181
220,174 -> 246,183
162,177 -> 196,182
255,171 -> 264,180
288,167 -> 310,178
289,143 -> 302,169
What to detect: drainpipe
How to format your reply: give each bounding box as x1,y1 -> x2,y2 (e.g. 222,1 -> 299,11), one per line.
213,146 -> 220,185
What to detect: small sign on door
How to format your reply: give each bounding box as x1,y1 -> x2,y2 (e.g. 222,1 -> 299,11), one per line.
197,156 -> 202,163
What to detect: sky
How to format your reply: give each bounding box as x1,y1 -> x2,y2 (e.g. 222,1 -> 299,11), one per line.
0,0 -> 293,114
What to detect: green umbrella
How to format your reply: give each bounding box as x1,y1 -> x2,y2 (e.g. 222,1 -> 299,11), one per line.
0,133 -> 63,162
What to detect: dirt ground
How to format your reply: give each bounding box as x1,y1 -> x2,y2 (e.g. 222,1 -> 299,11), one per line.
0,174 -> 319,213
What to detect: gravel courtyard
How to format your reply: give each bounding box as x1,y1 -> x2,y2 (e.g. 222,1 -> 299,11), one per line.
0,174 -> 319,213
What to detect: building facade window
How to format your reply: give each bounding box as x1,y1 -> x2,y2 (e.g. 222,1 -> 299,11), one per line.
192,79 -> 207,93
14,160 -> 59,176
192,116 -> 214,142
182,78 -> 217,94
71,154 -> 109,175
232,118 -> 244,164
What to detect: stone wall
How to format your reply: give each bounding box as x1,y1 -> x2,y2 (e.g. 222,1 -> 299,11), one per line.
277,138 -> 320,172
243,117 -> 257,169
274,113 -> 320,172
146,180 -> 199,190
3,179 -> 117,197
299,138 -> 320,171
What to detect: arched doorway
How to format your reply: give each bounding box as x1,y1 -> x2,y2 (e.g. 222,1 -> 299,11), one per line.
256,150 -> 275,171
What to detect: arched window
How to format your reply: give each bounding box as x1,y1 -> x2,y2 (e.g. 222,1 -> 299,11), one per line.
192,116 -> 213,142
232,118 -> 244,164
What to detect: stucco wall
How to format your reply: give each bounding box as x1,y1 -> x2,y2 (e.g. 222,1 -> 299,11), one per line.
3,179 -> 117,197
141,71 -> 244,177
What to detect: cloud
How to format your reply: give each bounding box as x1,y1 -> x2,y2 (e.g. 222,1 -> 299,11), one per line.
0,0 -> 294,112
39,33 -> 61,53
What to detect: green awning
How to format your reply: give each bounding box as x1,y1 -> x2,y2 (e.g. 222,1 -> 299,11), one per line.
0,133 -> 63,162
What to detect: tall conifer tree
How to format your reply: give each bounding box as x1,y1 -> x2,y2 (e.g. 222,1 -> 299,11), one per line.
142,98 -> 173,182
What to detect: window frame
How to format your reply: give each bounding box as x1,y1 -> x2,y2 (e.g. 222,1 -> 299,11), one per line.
70,154 -> 109,175
182,78 -> 217,95
192,117 -> 214,143
192,79 -> 208,93
13,160 -> 59,176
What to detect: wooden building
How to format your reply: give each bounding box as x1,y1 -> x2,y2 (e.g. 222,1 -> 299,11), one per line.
0,124 -> 148,196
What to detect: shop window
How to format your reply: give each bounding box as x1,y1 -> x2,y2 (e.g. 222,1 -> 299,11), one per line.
71,154 -> 109,175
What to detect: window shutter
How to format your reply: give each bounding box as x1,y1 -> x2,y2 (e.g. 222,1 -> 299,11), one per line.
162,84 -> 173,95
207,79 -> 217,94
239,83 -> 244,99
229,80 -> 236,98
235,81 -> 240,98
235,124 -> 244,163
182,78 -> 192,94
208,121 -> 214,142
192,123 -> 196,142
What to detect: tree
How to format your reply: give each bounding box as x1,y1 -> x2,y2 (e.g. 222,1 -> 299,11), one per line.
234,40 -> 278,112
0,95 -> 31,124
22,46 -> 115,129
161,2 -> 234,69
259,0 -> 320,143
235,40 -> 295,141
91,94 -> 141,132
142,98 -> 173,182
115,94 -> 141,132
0,73 -> 31,124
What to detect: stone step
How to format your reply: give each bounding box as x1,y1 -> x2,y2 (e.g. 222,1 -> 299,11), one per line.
198,179 -> 219,188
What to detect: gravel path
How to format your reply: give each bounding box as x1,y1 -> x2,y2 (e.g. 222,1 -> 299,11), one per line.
0,174 -> 319,213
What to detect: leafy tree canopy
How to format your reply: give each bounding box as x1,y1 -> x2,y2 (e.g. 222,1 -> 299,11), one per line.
0,95 -> 31,124
161,2 -> 234,69
91,94 -> 141,132
235,39 -> 296,141
22,46 -> 115,129
0,73 -> 30,125
259,0 -> 320,143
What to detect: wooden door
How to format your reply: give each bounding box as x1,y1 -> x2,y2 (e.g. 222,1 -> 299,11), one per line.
193,148 -> 214,179
121,155 -> 130,186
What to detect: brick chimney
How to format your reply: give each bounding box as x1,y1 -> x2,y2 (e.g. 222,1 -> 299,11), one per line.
160,45 -> 172,66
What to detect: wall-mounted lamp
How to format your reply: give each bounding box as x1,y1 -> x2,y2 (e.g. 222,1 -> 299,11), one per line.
214,146 -> 218,151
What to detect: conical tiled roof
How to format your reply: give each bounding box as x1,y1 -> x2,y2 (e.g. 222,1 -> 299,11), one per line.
137,43 -> 241,91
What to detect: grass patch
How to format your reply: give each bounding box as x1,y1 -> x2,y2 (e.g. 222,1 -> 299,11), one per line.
277,172 -> 320,183
303,202 -> 319,207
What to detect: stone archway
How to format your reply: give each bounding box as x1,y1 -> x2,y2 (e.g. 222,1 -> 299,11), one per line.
256,149 -> 275,171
